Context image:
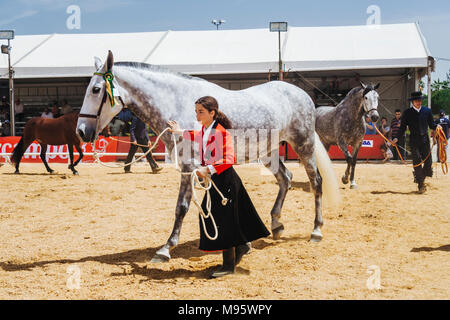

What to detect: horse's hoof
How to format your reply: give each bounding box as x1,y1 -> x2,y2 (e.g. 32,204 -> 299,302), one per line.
49,170 -> 54,174
350,183 -> 358,189
150,253 -> 170,263
272,224 -> 285,240
341,176 -> 349,184
14,170 -> 20,174
310,229 -> 323,242
73,171 -> 79,175
310,233 -> 323,242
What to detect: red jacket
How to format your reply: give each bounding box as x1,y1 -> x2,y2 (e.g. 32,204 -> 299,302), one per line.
183,122 -> 235,175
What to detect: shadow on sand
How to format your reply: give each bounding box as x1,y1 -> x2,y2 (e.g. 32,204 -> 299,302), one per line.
411,245 -> 450,253
0,235 -> 310,280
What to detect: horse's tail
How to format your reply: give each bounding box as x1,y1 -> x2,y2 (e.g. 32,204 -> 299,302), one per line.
11,136 -> 25,165
314,132 -> 341,207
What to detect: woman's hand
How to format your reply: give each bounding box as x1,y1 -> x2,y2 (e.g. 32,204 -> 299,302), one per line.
195,166 -> 210,179
168,120 -> 183,135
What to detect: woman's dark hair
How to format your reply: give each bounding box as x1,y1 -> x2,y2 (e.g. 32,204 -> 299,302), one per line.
195,96 -> 232,129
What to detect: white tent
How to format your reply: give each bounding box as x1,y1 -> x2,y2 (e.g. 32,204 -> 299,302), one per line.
0,23 -> 431,79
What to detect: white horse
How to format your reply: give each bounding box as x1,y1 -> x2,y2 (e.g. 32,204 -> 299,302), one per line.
77,51 -> 340,262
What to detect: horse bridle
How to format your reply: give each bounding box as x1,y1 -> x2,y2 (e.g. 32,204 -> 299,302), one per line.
362,86 -> 378,114
78,71 -> 125,123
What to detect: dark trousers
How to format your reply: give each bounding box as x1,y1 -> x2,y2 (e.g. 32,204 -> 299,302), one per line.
124,138 -> 158,171
393,135 -> 405,160
410,135 -> 432,183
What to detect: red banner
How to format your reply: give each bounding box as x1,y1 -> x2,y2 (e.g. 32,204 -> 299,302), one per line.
1,134 -> 384,164
285,134 -> 385,160
0,136 -> 118,163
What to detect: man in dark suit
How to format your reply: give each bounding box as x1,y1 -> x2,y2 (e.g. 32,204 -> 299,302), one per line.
119,110 -> 162,174
393,91 -> 441,193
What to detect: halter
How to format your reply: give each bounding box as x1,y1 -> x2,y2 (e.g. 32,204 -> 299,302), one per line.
78,70 -> 124,121
362,86 -> 378,114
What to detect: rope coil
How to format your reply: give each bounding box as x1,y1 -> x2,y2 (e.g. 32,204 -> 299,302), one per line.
375,125 -> 448,174
92,126 -> 227,240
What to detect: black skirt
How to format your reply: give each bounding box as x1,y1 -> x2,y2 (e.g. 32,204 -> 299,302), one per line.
199,166 -> 270,251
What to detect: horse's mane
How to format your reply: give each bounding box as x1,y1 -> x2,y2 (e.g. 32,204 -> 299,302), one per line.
114,61 -> 205,82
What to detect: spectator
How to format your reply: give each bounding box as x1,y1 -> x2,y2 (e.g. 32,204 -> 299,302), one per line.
380,143 -> 393,163
1,119 -> 11,136
434,109 -> 450,162
365,115 -> 377,135
51,102 -> 61,118
331,76 -> 340,95
378,116 -> 390,136
15,98 -> 24,122
390,109 -> 405,160
1,96 -> 9,114
41,107 -> 54,119
0,108 -> 8,121
60,99 -> 73,115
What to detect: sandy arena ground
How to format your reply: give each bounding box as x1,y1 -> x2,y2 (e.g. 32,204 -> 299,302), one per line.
0,161 -> 448,299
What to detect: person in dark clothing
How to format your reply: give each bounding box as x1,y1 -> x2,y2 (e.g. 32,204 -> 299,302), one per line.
434,110 -> 450,162
390,109 -> 405,160
168,96 -> 270,279
393,91 -> 441,193
118,109 -> 162,174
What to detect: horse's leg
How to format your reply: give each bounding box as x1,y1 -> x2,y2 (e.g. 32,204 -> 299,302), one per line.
293,143 -> 324,242
338,140 -> 352,185
67,144 -> 78,175
72,143 -> 84,168
264,158 -> 292,240
151,166 -> 193,263
39,144 -> 54,174
349,144 -> 361,189
13,140 -> 31,174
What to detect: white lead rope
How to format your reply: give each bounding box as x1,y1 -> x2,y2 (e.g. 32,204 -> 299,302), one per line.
172,130 -> 228,241
93,126 -> 228,241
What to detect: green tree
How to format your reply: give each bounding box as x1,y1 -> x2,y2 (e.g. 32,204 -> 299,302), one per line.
422,68 -> 450,115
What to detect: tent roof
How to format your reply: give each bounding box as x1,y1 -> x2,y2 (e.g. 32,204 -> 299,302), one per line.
0,23 -> 431,79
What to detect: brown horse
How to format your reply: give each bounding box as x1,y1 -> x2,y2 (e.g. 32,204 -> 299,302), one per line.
11,111 -> 83,174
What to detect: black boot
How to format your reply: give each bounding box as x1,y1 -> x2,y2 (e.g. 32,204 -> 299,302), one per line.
211,248 -> 235,278
418,180 -> 426,194
235,242 -> 251,265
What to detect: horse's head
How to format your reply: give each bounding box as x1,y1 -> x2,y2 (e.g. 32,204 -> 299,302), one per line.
77,50 -> 125,142
360,82 -> 380,123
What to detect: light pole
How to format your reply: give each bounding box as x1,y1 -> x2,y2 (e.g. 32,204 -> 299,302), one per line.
211,19 -> 226,30
269,22 -> 287,81
1,30 -> 15,135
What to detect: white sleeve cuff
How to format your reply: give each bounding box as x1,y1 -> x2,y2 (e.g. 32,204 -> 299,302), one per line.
207,165 -> 217,175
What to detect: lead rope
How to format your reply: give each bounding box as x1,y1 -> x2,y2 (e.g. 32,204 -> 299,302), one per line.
172,131 -> 228,241
92,127 -> 227,240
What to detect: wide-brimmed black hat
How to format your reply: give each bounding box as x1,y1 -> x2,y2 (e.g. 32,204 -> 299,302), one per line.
408,91 -> 424,101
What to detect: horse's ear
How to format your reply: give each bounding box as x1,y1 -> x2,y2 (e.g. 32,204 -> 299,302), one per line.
106,50 -> 114,71
360,81 -> 367,89
374,83 -> 380,90
94,56 -> 103,71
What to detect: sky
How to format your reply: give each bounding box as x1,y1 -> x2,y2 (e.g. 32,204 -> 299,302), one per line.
0,0 -> 449,80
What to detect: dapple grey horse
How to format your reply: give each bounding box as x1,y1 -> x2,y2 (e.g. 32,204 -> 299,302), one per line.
315,84 -> 380,189
76,51 -> 340,262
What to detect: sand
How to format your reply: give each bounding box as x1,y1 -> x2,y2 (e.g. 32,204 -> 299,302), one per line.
0,161 -> 448,299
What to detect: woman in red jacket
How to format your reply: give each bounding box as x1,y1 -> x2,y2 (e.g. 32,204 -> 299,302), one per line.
168,96 -> 270,278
